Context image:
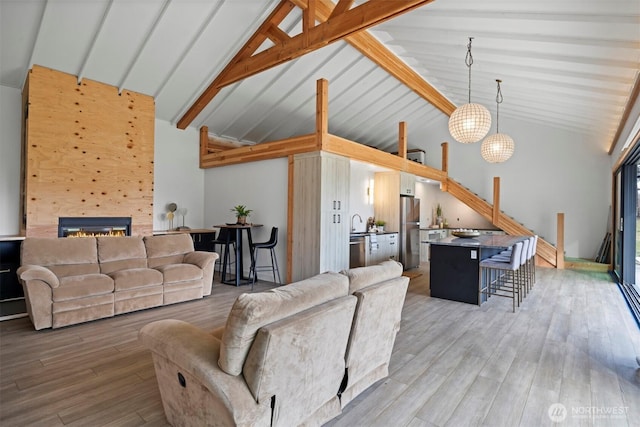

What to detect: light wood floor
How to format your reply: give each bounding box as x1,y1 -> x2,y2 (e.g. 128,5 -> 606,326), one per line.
1,266 -> 639,426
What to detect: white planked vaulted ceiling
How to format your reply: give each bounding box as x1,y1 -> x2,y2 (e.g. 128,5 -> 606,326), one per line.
1,0 -> 638,154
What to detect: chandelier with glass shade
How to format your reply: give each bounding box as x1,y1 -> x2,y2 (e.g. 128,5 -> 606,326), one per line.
448,37 -> 492,144
481,79 -> 515,163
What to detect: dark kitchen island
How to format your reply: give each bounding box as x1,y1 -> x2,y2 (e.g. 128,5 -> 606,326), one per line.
429,234 -> 528,305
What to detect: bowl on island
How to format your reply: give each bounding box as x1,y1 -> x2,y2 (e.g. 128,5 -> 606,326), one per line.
451,229 -> 480,238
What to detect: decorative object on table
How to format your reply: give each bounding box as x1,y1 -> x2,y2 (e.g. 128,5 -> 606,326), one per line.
435,203 -> 443,226
231,205 -> 252,225
374,220 -> 386,233
448,37 -> 491,144
367,216 -> 375,232
481,79 -> 515,163
451,228 -> 480,238
166,202 -> 177,230
176,207 -> 190,230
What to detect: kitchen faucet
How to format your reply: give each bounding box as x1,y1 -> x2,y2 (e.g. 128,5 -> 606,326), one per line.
351,213 -> 363,232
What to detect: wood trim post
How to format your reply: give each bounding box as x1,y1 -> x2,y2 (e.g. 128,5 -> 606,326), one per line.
286,155 -> 295,284
440,142 -> 448,191
441,142 -> 448,173
492,177 -> 500,224
199,126 -> 209,168
556,212 -> 565,269
398,121 -> 407,159
316,78 -> 328,149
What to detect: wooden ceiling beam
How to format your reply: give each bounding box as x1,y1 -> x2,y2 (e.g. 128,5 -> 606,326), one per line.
329,0 -> 355,19
178,0 -> 454,130
217,0 -> 433,88
307,0 -> 455,116
177,0 -> 295,129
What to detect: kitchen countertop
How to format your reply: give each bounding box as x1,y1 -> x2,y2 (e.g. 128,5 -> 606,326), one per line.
350,231 -> 398,237
430,234 -> 527,249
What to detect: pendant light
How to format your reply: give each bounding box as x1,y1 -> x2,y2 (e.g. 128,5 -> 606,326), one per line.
481,79 -> 514,163
448,37 -> 491,143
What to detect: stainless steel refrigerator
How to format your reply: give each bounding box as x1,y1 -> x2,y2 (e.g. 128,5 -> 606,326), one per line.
400,196 -> 420,269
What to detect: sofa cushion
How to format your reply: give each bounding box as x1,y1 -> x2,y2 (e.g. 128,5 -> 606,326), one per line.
21,237 -> 100,278
144,234 -> 194,268
340,260 -> 404,294
155,263 -> 202,284
52,274 -> 114,302
109,268 -> 163,291
219,272 -> 349,376
97,236 -> 148,274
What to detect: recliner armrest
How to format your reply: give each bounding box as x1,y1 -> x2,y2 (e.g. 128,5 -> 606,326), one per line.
183,251 -> 218,269
139,319 -> 267,426
17,265 -> 60,288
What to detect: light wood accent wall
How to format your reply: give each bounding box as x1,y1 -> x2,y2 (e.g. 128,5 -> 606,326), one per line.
22,65 -> 155,237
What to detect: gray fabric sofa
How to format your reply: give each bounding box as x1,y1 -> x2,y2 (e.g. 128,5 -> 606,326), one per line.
17,234 -> 218,330
139,260 -> 409,427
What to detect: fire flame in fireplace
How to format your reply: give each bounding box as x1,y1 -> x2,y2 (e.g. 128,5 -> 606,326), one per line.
67,230 -> 126,238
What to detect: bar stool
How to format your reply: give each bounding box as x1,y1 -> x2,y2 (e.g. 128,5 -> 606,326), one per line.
479,241 -> 523,312
211,228 -> 236,282
249,227 -> 281,289
491,238 -> 529,303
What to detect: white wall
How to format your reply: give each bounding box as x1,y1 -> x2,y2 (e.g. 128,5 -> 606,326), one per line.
416,115 -> 611,258
415,181 -> 496,230
0,85 -> 22,235
203,158 -> 288,281
153,120 -> 204,231
349,160 -> 376,232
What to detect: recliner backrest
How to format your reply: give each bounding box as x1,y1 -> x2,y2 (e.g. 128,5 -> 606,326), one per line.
21,237 -> 99,277
339,260 -> 409,405
143,234 -> 194,268
219,272 -> 349,376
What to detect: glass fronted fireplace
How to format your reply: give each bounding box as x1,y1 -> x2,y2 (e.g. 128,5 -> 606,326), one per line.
58,217 -> 132,238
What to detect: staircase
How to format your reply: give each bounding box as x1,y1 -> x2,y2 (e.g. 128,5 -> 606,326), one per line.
445,178 -> 558,268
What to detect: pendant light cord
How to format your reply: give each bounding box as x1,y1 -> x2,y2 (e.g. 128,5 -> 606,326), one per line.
495,79 -> 503,132
465,37 -> 474,103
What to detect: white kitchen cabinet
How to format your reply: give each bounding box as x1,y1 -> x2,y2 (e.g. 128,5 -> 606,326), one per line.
292,152 -> 350,281
419,228 -> 447,262
399,172 -> 416,196
367,233 -> 399,265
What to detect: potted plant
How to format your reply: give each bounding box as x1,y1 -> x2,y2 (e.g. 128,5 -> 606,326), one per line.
374,219 -> 386,232
231,205 -> 252,225
435,203 -> 443,227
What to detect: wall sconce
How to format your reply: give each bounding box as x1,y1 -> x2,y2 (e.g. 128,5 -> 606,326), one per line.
367,179 -> 374,205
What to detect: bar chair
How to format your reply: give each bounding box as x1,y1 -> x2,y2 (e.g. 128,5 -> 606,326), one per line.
211,227 -> 236,282
479,241 -> 524,312
494,238 -> 533,300
249,227 -> 281,290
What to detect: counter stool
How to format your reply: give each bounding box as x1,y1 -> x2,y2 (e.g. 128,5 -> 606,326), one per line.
249,227 -> 281,290
479,241 -> 523,313
211,228 -> 236,282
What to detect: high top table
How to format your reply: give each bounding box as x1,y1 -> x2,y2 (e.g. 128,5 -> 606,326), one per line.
429,234 -> 529,305
213,223 -> 263,286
